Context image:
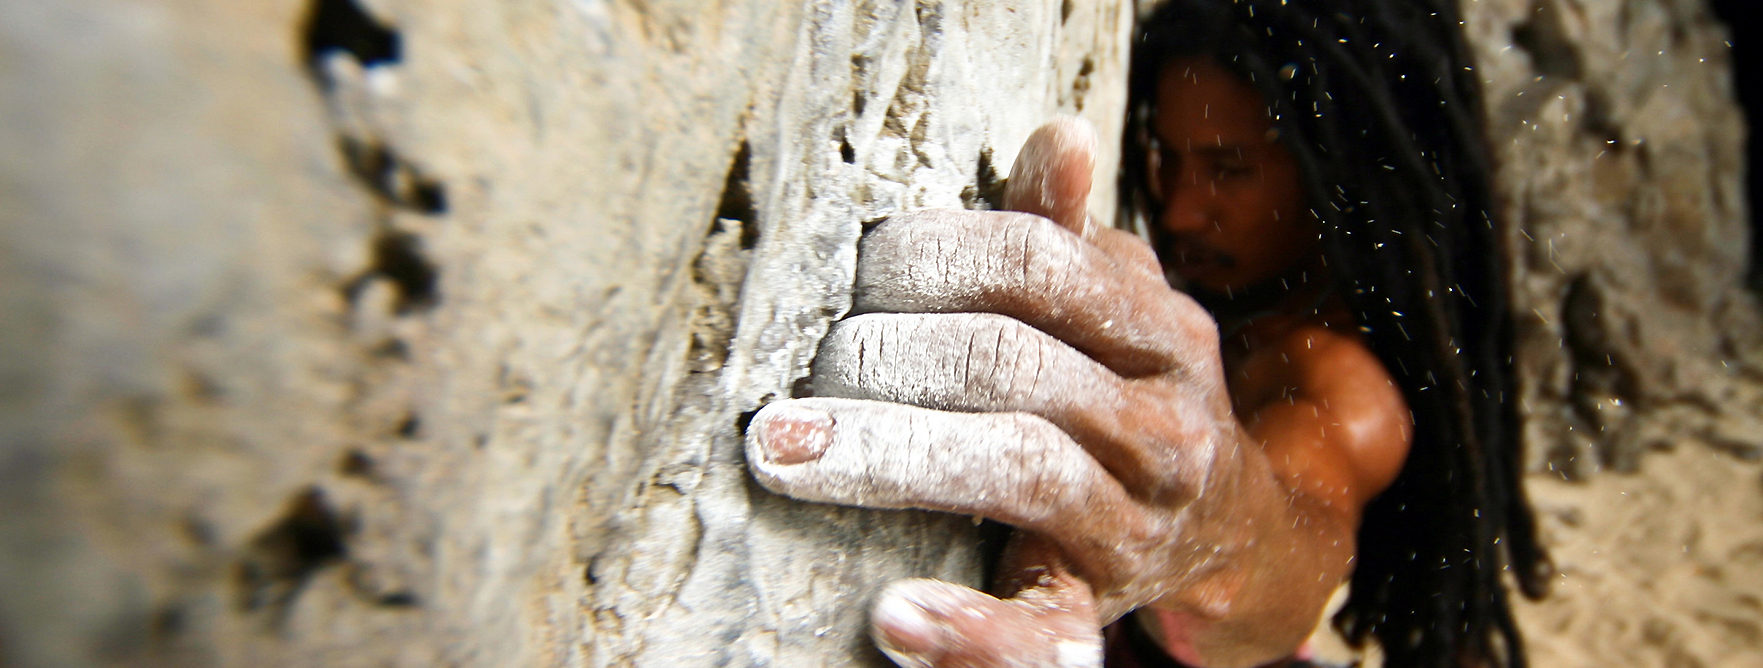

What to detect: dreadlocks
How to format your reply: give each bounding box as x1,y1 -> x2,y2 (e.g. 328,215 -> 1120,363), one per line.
1125,1 -> 1550,666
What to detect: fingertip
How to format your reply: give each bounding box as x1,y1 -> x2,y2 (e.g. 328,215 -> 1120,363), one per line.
750,401 -> 834,465
874,576 -> 1105,668
872,588 -> 948,667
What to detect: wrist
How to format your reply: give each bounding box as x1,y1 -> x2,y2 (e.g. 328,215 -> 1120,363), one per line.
1137,607 -> 1211,667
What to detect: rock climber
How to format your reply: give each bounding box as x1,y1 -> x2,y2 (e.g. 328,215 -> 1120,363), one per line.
748,1 -> 1549,665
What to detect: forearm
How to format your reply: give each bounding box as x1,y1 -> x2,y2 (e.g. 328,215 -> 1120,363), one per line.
1145,433 -> 1358,667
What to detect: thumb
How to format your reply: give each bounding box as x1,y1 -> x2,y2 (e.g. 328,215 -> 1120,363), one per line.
870,575 -> 1102,668
1003,116 -> 1098,239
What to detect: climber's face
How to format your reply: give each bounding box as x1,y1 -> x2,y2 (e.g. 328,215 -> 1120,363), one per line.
1149,58 -> 1318,294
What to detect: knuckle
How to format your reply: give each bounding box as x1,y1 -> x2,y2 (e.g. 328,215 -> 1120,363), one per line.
1165,291 -> 1221,353
1019,413 -> 1091,476
1018,216 -> 1085,291
980,214 -> 1081,298
1105,231 -> 1166,277
957,315 -> 1046,403
1160,434 -> 1222,508
1096,227 -> 1154,255
1003,412 -> 1069,520
1122,382 -> 1216,505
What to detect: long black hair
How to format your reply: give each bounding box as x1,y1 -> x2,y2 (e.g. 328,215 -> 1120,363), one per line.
1125,1 -> 1550,666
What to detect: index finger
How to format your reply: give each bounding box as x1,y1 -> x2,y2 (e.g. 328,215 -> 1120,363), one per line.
853,211 -> 1221,382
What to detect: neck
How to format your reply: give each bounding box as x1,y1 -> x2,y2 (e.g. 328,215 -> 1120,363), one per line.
1189,264 -> 1330,329
1187,267 -> 1338,345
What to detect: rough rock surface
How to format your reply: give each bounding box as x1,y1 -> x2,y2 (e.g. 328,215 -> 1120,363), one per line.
0,0 -> 1128,665
1461,0 -> 1762,476
4,0 -> 1758,666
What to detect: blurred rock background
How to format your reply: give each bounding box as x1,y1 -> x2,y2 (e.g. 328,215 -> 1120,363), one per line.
1465,0 -> 1761,477
1462,1 -> 1763,665
0,0 -> 1754,666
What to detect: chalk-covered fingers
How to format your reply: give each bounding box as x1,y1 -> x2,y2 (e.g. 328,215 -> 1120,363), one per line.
812,312 -> 1123,431
855,211 -> 1222,385
746,398 -> 1150,550
871,575 -> 1101,668
811,313 -> 1217,501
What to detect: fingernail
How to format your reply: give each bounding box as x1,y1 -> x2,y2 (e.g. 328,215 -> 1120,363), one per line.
754,403 -> 834,464
872,594 -> 945,666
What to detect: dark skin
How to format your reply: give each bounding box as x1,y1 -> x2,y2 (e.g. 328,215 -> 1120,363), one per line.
747,59 -> 1410,667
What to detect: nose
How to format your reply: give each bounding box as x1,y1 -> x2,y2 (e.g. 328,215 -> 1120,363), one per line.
1160,162 -> 1213,235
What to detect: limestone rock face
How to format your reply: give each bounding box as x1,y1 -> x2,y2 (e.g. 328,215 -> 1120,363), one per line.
1462,0 -> 1760,476
5,0 -> 1757,665
0,0 -> 1129,665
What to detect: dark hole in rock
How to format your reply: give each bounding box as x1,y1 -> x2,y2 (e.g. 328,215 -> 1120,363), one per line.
301,0 -> 400,85
716,141 -> 758,249
181,514 -> 217,547
338,135 -> 393,195
338,449 -> 376,478
971,147 -> 1005,210
376,592 -> 420,608
370,337 -> 410,360
735,409 -> 760,435
336,136 -> 450,215
151,605 -> 186,640
345,229 -> 438,314
1509,6 -> 1582,81
409,179 -> 448,214
235,488 -> 348,616
735,392 -> 778,434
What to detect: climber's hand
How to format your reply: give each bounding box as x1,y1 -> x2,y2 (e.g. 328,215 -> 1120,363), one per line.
747,118 -> 1244,665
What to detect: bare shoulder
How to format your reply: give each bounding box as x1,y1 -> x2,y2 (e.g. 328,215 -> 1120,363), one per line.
1269,321 -> 1413,499
1276,323 -> 1386,388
